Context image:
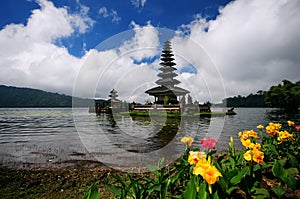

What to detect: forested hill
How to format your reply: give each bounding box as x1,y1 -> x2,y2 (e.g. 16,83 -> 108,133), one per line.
0,85 -> 93,107
222,93 -> 268,107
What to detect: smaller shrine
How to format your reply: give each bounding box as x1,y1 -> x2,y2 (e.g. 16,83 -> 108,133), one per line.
108,89 -> 121,108
94,89 -> 121,115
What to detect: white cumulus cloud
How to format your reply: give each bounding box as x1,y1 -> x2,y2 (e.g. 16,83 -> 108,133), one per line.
0,0 -> 94,95
176,0 -> 300,100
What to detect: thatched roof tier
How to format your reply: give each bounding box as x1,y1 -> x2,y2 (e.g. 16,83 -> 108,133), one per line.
145,85 -> 189,96
155,78 -> 180,86
157,72 -> 178,78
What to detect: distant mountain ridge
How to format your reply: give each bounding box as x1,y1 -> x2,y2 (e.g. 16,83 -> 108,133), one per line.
0,85 -> 94,107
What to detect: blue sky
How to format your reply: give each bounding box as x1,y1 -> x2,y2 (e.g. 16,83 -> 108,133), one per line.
0,0 -> 232,57
0,0 -> 299,103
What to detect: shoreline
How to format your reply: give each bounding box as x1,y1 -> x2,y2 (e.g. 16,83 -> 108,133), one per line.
0,163 -> 115,199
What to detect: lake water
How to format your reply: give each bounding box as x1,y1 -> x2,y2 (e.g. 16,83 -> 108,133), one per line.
0,107 -> 298,170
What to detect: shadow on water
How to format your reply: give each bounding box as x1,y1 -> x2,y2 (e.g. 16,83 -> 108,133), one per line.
98,113 -> 211,153
266,109 -> 300,123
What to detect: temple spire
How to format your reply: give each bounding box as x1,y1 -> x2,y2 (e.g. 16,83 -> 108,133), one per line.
155,40 -> 180,87
145,41 -> 189,104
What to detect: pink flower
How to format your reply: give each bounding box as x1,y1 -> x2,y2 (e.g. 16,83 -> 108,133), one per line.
295,125 -> 300,131
201,136 -> 217,150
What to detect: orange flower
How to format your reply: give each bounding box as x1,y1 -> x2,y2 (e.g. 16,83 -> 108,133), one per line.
181,136 -> 194,147
188,151 -> 206,165
287,121 -> 295,126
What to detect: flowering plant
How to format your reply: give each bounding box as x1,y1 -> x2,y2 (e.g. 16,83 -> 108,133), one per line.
98,120 -> 299,199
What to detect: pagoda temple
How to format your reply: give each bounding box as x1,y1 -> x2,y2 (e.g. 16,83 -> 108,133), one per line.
145,41 -> 189,104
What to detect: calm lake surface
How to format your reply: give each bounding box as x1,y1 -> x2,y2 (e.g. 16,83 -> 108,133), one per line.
0,107 -> 298,169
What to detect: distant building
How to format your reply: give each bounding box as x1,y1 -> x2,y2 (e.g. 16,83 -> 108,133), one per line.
145,41 -> 189,104
108,89 -> 121,108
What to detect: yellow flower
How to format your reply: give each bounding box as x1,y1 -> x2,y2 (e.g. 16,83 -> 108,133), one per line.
241,138 -> 252,149
248,130 -> 259,138
243,150 -> 252,161
181,136 -> 194,147
193,158 -> 210,175
277,130 -> 293,143
253,150 -> 264,164
193,157 -> 222,185
244,149 -> 264,164
287,120 -> 295,126
238,132 -> 243,137
188,151 -> 206,165
257,124 -> 264,130
239,130 -> 258,139
275,123 -> 282,129
252,143 -> 261,151
201,165 -> 222,185
266,122 -> 281,137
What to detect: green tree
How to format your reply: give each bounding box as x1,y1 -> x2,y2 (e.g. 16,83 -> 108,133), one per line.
264,80 -> 300,113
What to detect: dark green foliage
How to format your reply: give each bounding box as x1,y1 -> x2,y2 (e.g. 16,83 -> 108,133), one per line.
264,80 -> 300,113
0,85 -> 93,107
223,93 -> 268,107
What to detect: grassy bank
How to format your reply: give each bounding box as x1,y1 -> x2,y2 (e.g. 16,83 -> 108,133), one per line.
119,111 -> 226,118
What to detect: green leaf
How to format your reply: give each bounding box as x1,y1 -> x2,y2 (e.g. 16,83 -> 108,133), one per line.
198,182 -> 208,199
112,174 -> 127,188
287,153 -> 298,167
272,160 -> 286,179
229,157 -> 236,169
261,162 -> 272,170
161,179 -> 171,199
286,168 -> 299,176
230,166 -> 250,185
282,175 -> 296,190
147,184 -> 160,195
184,176 -> 197,199
158,157 -> 165,168
226,186 -> 239,195
147,164 -> 159,176
253,164 -> 261,172
278,158 -> 287,167
83,184 -> 98,199
253,188 -> 270,199
272,186 -> 286,198
268,145 -> 279,156
213,190 -> 219,199
170,169 -> 184,184
224,169 -> 238,180
104,184 -> 121,196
